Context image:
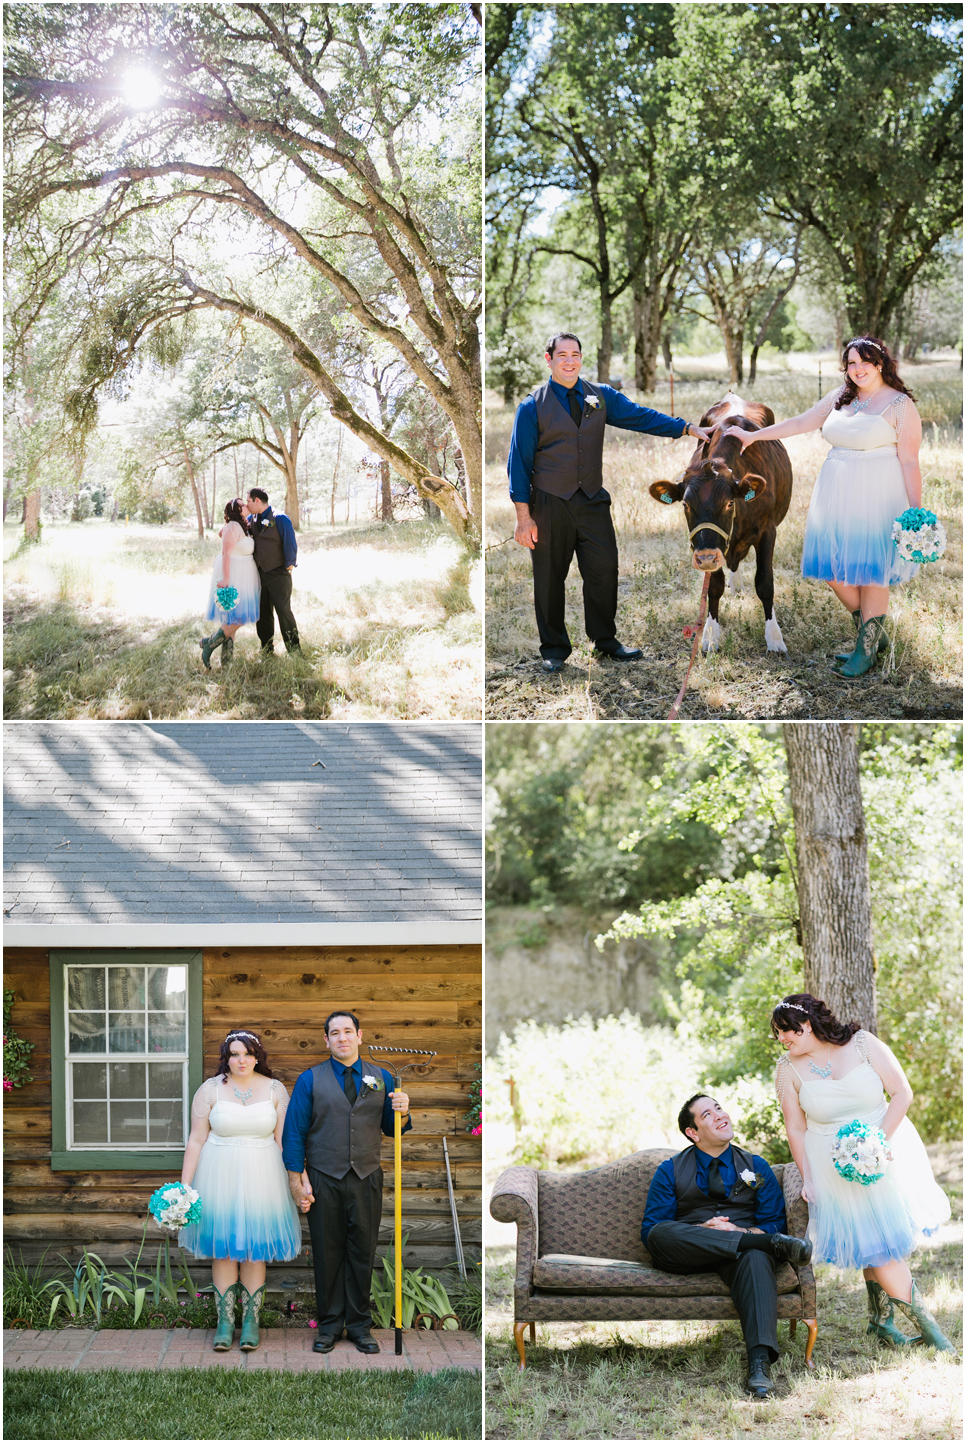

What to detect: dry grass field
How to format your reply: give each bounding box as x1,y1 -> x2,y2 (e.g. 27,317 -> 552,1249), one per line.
485,1144 -> 963,1442
4,517 -> 482,720
485,360 -> 963,721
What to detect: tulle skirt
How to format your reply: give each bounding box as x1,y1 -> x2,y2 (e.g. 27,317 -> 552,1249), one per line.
803,1112 -> 950,1270
801,445 -> 918,587
203,552 -> 261,626
179,1136 -> 303,1262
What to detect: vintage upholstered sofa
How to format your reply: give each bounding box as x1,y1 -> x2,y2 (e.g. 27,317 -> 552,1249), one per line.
490,1147 -> 817,1369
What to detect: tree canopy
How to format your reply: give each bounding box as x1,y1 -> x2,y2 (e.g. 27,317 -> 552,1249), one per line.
4,2 -> 483,543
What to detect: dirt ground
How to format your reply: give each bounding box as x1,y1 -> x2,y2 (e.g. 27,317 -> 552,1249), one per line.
485,362 -> 963,721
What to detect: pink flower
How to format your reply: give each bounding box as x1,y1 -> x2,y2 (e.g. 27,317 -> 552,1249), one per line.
308,1320 -> 318,1329
471,1123 -> 481,1136
2,1079 -> 12,1092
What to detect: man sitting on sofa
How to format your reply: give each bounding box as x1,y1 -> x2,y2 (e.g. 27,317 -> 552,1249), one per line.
642,1093 -> 813,1399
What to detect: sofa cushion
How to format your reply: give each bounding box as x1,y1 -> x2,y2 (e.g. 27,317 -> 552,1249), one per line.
537,1148 -> 677,1262
533,1252 -> 802,1297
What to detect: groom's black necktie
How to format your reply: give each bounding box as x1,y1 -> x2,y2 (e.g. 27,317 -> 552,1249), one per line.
343,1067 -> 357,1106
707,1157 -> 728,1200
568,389 -> 583,428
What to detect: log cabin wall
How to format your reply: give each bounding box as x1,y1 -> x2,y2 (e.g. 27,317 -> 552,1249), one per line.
3,944 -> 481,1295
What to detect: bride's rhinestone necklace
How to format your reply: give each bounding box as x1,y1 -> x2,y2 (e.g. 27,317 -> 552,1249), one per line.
808,1044 -> 833,1079
233,1082 -> 254,1101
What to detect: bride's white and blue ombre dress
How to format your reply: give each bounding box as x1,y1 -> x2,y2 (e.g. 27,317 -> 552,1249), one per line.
203,521 -> 261,628
179,1078 -> 302,1262
802,403 -> 917,588
784,1034 -> 949,1270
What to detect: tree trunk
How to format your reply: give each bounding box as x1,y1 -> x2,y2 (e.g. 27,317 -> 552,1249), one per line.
23,487 -> 41,542
597,286 -> 613,383
782,723 -> 878,1033
380,460 -> 393,522
661,332 -> 673,371
330,429 -> 343,526
182,445 -> 205,540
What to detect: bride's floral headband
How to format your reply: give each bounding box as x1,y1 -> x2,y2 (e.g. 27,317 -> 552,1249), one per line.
774,1000 -> 807,1014
225,1030 -> 260,1043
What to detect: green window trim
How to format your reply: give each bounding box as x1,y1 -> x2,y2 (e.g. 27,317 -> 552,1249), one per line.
50,949 -> 203,1172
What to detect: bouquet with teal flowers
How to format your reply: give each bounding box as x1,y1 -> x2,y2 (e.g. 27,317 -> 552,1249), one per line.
215,585 -> 239,612
148,1181 -> 202,1234
830,1120 -> 888,1186
892,507 -> 947,565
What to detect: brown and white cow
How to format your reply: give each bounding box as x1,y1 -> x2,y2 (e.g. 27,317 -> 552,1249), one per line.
650,394 -> 793,654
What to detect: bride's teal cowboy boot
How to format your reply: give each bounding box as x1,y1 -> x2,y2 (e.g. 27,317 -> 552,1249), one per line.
239,1282 -> 266,1351
835,609 -> 889,664
833,615 -> 887,678
866,1279 -> 920,1346
200,628 -> 227,670
212,1281 -> 239,1351
890,1279 -> 955,1352
221,637 -> 234,666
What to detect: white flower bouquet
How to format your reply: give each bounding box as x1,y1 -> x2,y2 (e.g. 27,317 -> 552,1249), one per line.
830,1120 -> 888,1187
892,507 -> 947,565
148,1181 -> 202,1233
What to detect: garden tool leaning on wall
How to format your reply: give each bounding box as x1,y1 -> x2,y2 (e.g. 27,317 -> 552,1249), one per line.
368,1045 -> 436,1354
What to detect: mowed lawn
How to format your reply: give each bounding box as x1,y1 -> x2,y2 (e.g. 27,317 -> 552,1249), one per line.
2,1365 -> 482,1440
485,359 -> 963,721
485,1144 -> 963,1442
3,518 -> 482,720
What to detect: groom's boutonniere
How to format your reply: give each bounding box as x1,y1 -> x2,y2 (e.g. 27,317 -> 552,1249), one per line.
740,1168 -> 766,1190
585,394 -> 601,411
361,1073 -> 384,1095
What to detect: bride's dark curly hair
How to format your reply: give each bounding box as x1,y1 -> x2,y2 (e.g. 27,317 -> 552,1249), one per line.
223,498 -> 251,531
834,336 -> 917,410
216,1029 -> 273,1081
771,993 -> 860,1047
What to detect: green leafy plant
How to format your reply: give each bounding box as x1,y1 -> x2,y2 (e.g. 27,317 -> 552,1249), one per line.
464,1062 -> 481,1136
370,1237 -> 458,1330
3,990 -> 35,1091
4,1248 -> 54,1329
451,1259 -> 483,1333
43,1250 -> 144,1328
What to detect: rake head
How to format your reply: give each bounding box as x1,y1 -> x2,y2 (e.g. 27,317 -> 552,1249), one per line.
368,1044 -> 437,1087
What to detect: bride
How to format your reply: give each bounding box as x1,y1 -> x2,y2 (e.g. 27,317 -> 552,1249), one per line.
200,498 -> 261,669
772,994 -> 953,1352
724,337 -> 923,677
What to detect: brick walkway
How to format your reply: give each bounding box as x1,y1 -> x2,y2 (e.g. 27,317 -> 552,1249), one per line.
3,1327 -> 481,1374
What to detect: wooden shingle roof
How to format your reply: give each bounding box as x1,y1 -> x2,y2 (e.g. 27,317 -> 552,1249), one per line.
4,723 -> 481,935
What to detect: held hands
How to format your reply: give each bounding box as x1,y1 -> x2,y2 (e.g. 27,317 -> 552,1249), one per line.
290,1171 -> 315,1213
390,1089 -> 409,1114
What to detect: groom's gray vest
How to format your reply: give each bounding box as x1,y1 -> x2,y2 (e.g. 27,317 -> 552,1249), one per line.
304,1060 -> 385,1180
672,1143 -> 763,1228
530,380 -> 608,500
251,511 -> 287,573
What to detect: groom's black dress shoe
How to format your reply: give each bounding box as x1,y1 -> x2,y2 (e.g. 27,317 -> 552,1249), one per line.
745,1356 -> 774,1398
312,1333 -> 337,1353
595,643 -> 643,662
349,1331 -> 380,1354
541,658 -> 565,673
768,1232 -> 813,1267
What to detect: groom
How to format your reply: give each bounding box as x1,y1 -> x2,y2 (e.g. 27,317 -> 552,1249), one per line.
282,1011 -> 411,1354
642,1094 -> 812,1398
508,332 -> 711,671
246,487 -> 300,655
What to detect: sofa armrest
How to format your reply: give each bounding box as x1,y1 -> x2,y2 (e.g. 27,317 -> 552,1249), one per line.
780,1160 -> 817,1316
490,1165 -> 540,1318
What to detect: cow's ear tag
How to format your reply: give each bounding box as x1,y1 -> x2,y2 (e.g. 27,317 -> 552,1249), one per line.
661,494 -> 673,504
744,490 -> 755,501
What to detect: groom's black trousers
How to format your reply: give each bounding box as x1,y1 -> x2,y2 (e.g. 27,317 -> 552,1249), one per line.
306,1165 -> 382,1338
256,567 -> 300,653
529,486 -> 620,660
646,1221 -> 780,1362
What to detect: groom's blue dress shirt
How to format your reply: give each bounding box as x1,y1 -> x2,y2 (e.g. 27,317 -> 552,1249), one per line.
507,377 -> 689,504
641,1145 -> 787,1243
281,1059 -> 412,1174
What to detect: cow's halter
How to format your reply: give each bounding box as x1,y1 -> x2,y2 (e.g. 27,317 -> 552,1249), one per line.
687,513 -> 734,552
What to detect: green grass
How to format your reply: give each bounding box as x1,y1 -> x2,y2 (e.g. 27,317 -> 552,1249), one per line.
2,1366 -> 482,1440
485,358 -> 963,721
3,517 -> 481,719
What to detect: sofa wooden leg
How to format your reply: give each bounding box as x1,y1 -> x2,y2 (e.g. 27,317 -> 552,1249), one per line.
789,1318 -> 797,1339
804,1318 -> 818,1369
529,1321 -> 536,1345
513,1320 -> 527,1370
